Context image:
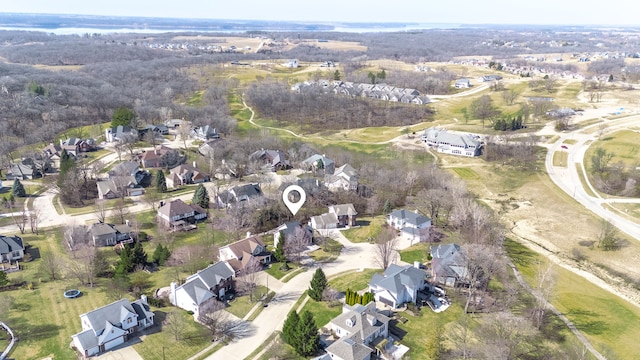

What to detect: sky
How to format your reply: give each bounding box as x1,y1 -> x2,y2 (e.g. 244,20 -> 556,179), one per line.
3,0 -> 639,26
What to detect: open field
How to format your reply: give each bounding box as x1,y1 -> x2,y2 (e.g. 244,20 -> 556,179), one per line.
585,129 -> 640,168
553,151 -> 568,167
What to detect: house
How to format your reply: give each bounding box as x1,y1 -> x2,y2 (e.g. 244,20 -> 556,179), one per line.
284,59 -> 299,68
480,74 -> 503,82
300,154 -> 335,174
167,163 -> 210,188
190,125 -> 220,141
219,236 -> 271,274
310,203 -> 357,230
97,176 -> 144,199
325,302 -> 392,360
546,107 -> 576,118
273,221 -> 313,249
105,125 -> 138,142
421,127 -> 482,157
170,261 -> 235,317
369,263 -> 426,308
5,161 -> 43,180
143,124 -> 169,135
430,244 -> 468,287
60,138 -> 96,156
454,78 -> 471,89
42,143 -> 63,168
250,149 -> 291,171
139,145 -> 181,168
71,297 -> 154,358
89,222 -> 133,247
157,199 -> 208,230
0,235 -> 24,262
164,119 -> 184,128
386,209 -> 431,243
216,183 -> 262,207
325,163 -> 358,191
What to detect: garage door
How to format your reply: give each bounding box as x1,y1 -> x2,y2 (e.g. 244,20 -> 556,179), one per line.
104,336 -> 125,351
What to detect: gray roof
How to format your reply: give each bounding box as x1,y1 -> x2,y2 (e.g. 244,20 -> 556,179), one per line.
187,261 -> 235,290
430,244 -> 468,279
430,243 -> 461,259
369,264 -> 426,295
158,199 -> 199,218
387,209 -> 430,227
310,212 -> 338,229
301,154 -> 335,173
232,183 -> 262,198
90,223 -> 131,237
177,277 -> 215,306
81,299 -> 138,336
0,235 -> 24,255
73,329 -> 99,351
330,302 -> 390,344
110,161 -> 139,177
326,335 -> 373,360
422,128 -> 480,149
334,163 -> 358,178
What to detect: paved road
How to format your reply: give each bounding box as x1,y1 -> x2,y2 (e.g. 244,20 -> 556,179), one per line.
544,114 -> 640,240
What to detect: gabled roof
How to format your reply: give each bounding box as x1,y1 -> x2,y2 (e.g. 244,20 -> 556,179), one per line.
334,164 -> 358,179
0,235 -> 24,255
81,299 -> 137,336
369,264 -> 426,295
430,243 -> 461,259
158,199 -> 199,218
187,261 -> 235,290
326,335 -> 373,360
110,161 -> 139,177
222,236 -> 265,260
232,183 -> 262,199
330,302 -> 390,343
301,154 -> 334,169
430,244 -> 468,279
170,163 -> 207,179
310,212 -> 338,228
387,209 -> 430,227
329,204 -> 357,217
177,277 -> 216,306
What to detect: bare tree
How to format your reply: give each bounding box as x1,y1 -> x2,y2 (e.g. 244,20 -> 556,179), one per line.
120,133 -> 138,159
91,159 -> 105,180
177,124 -> 192,150
94,200 -> 107,223
111,198 -> 130,225
236,257 -> 262,302
66,245 -> 99,287
531,261 -> 555,330
373,227 -> 398,270
29,206 -> 41,234
39,249 -> 63,281
448,313 -> 474,359
198,299 -> 230,341
501,89 -> 519,105
164,311 -> 189,341
8,201 -> 27,234
285,226 -> 310,264
462,244 -> 503,314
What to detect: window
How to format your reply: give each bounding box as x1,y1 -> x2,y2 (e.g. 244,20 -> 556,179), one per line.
127,318 -> 132,324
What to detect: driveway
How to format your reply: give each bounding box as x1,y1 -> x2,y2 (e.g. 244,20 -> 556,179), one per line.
95,345 -> 143,360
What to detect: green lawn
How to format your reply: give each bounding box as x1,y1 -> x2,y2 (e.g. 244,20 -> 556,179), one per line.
328,269 -> 380,292
505,239 -> 640,360
585,130 -> 640,168
226,286 -> 266,319
299,298 -> 342,329
451,167 -> 480,180
308,238 -> 343,262
553,151 -> 568,167
399,242 -> 430,265
265,262 -> 301,280
342,216 -> 385,243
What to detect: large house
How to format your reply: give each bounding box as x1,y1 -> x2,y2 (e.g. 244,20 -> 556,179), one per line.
6,160 -> 45,180
71,297 -> 154,358
60,137 -> 96,157
386,209 -> 431,243
216,183 -> 263,207
324,302 -> 392,360
190,125 -> 220,141
454,78 -> 471,89
139,145 -> 181,169
300,154 -> 335,174
157,199 -> 208,229
369,264 -> 427,308
166,163 -> 210,188
97,161 -> 148,200
421,127 -> 482,157
310,204 -> 358,230
219,236 -> 271,274
105,125 -> 138,142
0,235 -> 24,262
250,149 -> 291,172
273,221 -> 313,249
170,261 -> 235,317
89,222 -> 133,247
325,163 -> 358,191
430,244 -> 468,287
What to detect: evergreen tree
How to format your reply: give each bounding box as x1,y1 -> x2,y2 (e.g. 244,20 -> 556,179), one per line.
281,310 -> 300,346
309,268 -> 327,301
58,149 -> 76,188
111,106 -> 136,128
155,170 -> 167,193
11,179 -> 26,198
152,244 -> 171,265
118,244 -> 135,273
333,70 -> 341,81
274,231 -> 286,262
296,310 -> 320,356
382,200 -> 391,215
0,270 -> 9,287
132,241 -> 148,268
192,184 -> 210,208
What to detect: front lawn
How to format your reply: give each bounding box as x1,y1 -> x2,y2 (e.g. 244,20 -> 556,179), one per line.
226,285 -> 267,319
299,298 -> 342,329
328,268 -> 380,292
341,216 -> 385,243
265,262 -> 300,280
399,242 -> 430,265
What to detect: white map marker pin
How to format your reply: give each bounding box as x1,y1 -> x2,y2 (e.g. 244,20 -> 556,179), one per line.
282,185 -> 306,216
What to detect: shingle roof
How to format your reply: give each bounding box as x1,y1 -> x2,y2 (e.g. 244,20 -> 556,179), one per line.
188,261 -> 235,290
329,204 -> 357,217
0,235 -> 24,255
369,264 -> 426,296
310,212 -> 338,229
158,199 -> 197,218
326,335 -> 372,360
177,278 -> 215,306
223,236 -> 265,260
82,299 -> 137,336
388,209 -> 430,227
330,302 -> 390,343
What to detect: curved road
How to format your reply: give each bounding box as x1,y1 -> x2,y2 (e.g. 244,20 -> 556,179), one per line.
544,114 -> 640,241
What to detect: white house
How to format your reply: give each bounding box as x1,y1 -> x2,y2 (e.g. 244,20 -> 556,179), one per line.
284,59 -> 299,68
454,78 -> 471,88
430,244 -> 468,287
369,264 -> 426,308
325,302 -> 392,360
386,209 -> 431,243
71,297 -> 154,358
218,236 -> 271,274
325,163 -> 358,191
0,235 -> 24,262
421,127 -> 482,157
170,261 -> 235,317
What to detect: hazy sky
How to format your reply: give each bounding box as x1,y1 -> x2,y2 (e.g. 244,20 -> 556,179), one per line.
3,0 -> 638,25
